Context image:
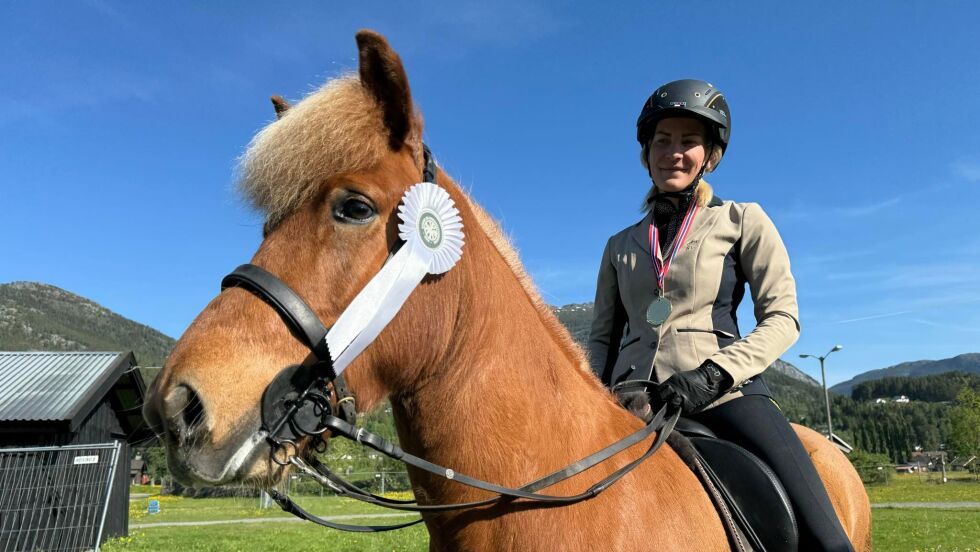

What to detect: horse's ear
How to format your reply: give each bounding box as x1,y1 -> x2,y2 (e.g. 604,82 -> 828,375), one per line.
356,30 -> 414,151
270,95 -> 290,119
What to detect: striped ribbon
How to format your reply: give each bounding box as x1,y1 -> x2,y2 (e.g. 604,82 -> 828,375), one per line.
648,199 -> 700,292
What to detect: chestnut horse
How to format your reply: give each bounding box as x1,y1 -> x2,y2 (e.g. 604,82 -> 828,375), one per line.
144,30 -> 871,551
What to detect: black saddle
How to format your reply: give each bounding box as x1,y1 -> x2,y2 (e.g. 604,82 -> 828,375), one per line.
674,418 -> 798,552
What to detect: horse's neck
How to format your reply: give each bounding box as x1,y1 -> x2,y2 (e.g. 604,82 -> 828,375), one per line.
390,226 -> 644,502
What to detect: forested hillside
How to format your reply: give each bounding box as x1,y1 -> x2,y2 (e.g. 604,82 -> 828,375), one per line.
0,281 -> 175,366
851,372 -> 980,402
831,353 -> 980,396
779,390 -> 955,463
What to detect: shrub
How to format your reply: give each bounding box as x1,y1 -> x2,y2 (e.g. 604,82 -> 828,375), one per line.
849,449 -> 893,484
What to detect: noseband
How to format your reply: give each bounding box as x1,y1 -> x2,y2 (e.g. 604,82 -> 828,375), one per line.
219,145 -> 679,532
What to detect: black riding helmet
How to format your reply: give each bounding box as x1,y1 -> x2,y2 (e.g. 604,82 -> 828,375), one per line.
636,79 -> 731,155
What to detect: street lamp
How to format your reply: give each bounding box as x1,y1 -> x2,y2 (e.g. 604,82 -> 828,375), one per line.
800,345 -> 843,440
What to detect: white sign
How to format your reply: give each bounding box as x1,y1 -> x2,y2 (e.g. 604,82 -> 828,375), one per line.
73,455 -> 99,465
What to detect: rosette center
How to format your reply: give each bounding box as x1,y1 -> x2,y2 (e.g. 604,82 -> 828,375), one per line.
418,211 -> 443,249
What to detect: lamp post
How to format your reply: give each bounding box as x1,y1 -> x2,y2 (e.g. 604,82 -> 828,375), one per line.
800,345 -> 843,439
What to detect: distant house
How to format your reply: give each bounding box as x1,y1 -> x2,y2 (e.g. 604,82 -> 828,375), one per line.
0,351 -> 152,551
131,454 -> 148,485
911,450 -> 948,470
874,398 -> 888,404
892,395 -> 910,403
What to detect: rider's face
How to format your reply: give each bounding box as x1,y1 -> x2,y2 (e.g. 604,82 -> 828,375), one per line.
647,117 -> 708,192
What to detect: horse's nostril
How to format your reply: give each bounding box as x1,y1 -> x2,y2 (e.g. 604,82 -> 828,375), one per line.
182,387 -> 205,430
167,384 -> 208,440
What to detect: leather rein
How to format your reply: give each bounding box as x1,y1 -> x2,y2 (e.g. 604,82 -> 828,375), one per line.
218,145 -> 680,532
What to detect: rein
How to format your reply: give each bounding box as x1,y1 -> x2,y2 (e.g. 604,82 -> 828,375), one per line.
219,145 -> 679,532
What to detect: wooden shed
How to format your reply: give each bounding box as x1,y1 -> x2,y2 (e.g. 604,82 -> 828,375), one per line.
0,351 -> 152,551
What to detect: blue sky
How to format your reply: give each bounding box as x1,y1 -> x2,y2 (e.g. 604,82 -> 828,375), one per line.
2,1 -> 979,385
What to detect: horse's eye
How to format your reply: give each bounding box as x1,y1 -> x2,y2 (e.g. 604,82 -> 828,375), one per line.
335,197 -> 376,223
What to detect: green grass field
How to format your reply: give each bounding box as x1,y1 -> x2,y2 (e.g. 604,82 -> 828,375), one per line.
107,522 -> 430,552
866,472 -> 980,503
104,475 -> 980,551
127,493 -> 406,524
872,509 -> 980,552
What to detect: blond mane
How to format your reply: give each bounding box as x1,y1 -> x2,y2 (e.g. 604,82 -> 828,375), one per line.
238,75 -> 389,225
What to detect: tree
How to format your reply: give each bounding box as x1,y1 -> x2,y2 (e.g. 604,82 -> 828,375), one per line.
140,446 -> 170,486
848,449 -> 892,485
949,387 -> 980,476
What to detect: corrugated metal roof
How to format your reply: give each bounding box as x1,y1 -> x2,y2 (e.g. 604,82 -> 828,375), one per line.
0,352 -> 127,423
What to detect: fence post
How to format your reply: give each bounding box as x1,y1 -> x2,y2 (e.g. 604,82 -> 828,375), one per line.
94,441 -> 121,552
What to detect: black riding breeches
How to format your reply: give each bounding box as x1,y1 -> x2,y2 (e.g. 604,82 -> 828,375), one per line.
689,395 -> 856,552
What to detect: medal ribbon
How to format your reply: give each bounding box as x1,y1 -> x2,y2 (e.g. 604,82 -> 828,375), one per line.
648,198 -> 700,292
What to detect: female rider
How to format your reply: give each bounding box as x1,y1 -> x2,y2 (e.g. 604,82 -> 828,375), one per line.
587,79 -> 854,551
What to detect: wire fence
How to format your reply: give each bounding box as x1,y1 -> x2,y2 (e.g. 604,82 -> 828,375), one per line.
151,467 -> 414,511
288,469 -> 412,496
0,443 -> 120,552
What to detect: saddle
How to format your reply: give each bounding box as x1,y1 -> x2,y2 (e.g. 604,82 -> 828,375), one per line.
670,418 -> 798,552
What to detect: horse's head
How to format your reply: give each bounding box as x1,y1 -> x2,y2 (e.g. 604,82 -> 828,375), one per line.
143,31 -> 479,488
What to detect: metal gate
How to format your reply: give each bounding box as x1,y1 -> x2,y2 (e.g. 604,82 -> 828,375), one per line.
0,443 -> 120,552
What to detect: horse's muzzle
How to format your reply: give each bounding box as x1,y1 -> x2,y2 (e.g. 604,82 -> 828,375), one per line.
144,380 -> 270,487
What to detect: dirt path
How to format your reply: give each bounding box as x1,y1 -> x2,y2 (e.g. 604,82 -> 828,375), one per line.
871,502 -> 980,509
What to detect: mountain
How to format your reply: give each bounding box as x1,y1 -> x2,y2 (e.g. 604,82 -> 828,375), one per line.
552,303 -> 594,345
769,358 -> 820,387
829,353 -> 980,397
0,281 -> 176,366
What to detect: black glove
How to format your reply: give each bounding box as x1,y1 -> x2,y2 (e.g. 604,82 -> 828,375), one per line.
655,361 -> 733,415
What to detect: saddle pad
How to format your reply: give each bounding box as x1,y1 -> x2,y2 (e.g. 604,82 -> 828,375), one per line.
690,436 -> 798,552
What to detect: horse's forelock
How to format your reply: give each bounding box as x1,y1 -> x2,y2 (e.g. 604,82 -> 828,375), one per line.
238,75 -> 391,225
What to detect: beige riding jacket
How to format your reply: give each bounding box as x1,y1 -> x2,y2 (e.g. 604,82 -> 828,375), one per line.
587,188 -> 800,408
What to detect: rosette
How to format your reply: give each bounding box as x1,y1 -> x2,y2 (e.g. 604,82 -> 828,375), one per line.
397,182 -> 465,274
325,181 -> 466,375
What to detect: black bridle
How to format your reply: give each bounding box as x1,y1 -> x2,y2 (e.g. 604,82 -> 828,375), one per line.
218,145 -> 679,532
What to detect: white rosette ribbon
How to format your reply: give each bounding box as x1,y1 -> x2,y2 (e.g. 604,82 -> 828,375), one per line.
326,182 -> 464,375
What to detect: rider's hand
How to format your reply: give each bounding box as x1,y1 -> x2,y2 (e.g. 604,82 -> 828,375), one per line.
655,361 -> 733,415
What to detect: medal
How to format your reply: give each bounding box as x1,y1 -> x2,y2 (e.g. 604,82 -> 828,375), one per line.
645,294 -> 672,326
646,196 -> 700,328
